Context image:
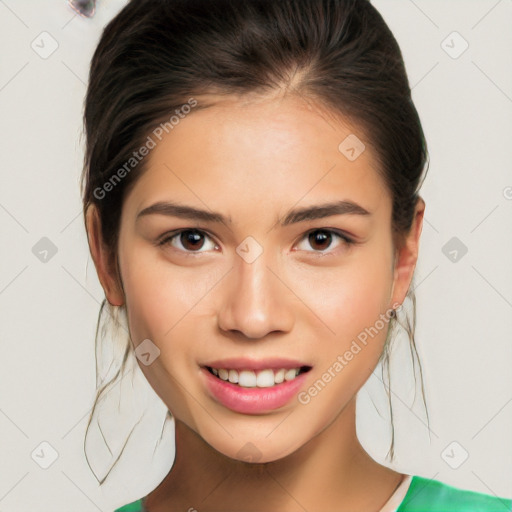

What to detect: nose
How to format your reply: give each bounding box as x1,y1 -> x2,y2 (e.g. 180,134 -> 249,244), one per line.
217,251 -> 294,340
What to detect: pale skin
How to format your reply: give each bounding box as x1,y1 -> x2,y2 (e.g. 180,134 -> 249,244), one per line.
86,91 -> 425,511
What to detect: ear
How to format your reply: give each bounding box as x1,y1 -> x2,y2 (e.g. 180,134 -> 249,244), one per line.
85,204 -> 125,307
390,196 -> 425,308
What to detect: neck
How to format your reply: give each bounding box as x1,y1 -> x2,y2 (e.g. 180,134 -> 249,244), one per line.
146,397 -> 403,511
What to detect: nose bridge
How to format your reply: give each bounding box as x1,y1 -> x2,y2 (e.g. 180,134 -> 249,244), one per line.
217,243 -> 293,339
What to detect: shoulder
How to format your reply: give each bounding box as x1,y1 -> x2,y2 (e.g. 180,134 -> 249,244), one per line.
113,477 -> 512,512
397,475 -> 512,512
114,499 -> 144,512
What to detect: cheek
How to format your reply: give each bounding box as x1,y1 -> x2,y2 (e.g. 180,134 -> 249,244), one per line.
296,249 -> 394,341
293,251 -> 395,424
118,245 -> 176,344
118,247 -> 207,418
119,244 -> 218,349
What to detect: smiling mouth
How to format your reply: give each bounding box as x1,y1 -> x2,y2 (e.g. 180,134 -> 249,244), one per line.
205,365 -> 312,388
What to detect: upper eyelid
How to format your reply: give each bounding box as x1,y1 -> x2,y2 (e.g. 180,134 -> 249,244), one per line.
159,228 -> 218,245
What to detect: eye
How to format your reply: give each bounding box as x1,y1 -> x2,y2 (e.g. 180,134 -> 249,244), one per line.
294,229 -> 355,255
157,228 -> 355,256
158,229 -> 218,254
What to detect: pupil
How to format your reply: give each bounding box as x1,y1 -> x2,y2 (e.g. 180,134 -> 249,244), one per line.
309,230 -> 331,250
182,230 -> 204,250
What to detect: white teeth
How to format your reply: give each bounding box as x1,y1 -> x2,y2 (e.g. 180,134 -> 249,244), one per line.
210,367 -> 303,388
256,369 -> 275,388
274,369 -> 285,384
284,369 -> 298,381
238,370 -> 257,387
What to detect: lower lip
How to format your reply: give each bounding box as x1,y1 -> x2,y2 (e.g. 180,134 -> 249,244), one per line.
200,367 -> 309,414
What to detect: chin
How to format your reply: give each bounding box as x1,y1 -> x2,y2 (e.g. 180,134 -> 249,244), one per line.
202,430 -> 305,465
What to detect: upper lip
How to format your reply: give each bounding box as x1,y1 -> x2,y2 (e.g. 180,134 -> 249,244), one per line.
202,357 -> 311,371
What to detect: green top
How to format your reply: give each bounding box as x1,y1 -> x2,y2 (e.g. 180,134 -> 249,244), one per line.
114,475 -> 512,511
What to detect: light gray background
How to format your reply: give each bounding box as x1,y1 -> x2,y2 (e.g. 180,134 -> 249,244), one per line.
0,0 -> 511,510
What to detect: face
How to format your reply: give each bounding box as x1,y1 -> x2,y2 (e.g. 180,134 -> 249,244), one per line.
89,93 -> 421,463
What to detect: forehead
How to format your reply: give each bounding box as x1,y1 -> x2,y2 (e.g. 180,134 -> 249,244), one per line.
125,93 -> 390,222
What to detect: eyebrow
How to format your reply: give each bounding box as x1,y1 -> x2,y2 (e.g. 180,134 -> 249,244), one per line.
136,200 -> 371,226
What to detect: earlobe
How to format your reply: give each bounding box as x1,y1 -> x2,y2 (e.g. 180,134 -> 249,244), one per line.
85,204 -> 125,307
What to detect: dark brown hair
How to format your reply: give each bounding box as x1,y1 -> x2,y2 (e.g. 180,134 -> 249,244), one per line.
81,0 -> 430,484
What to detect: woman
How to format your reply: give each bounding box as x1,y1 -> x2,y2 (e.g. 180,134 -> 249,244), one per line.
81,0 -> 511,510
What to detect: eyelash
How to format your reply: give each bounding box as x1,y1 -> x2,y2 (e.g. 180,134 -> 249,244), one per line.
157,228 -> 356,256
